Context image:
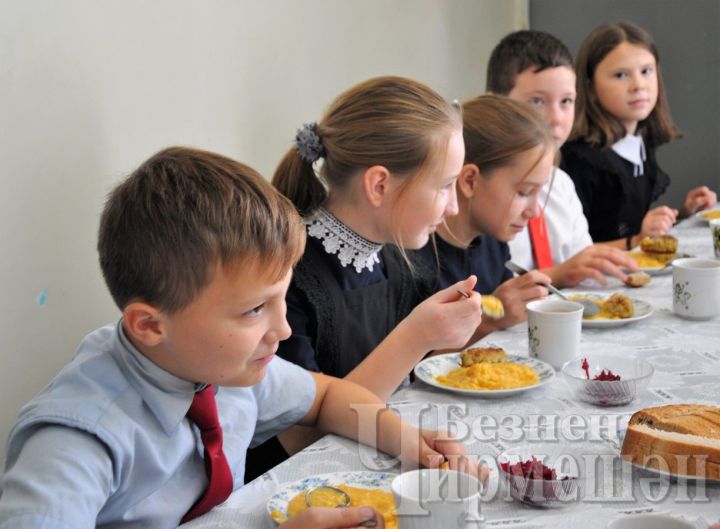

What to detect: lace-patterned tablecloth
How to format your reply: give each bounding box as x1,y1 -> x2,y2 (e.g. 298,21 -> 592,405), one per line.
183,218 -> 720,529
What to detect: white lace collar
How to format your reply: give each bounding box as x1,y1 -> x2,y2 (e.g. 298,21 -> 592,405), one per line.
612,133 -> 646,177
305,207 -> 383,273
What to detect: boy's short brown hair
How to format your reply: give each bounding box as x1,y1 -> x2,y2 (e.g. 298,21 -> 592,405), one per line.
98,147 -> 306,313
486,30 -> 573,95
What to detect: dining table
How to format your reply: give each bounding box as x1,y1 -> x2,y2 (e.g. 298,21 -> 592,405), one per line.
183,214 -> 720,529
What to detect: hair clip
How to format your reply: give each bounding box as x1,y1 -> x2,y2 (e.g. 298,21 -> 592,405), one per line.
294,122 -> 325,163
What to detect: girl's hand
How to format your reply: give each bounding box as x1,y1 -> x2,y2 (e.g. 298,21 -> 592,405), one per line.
280,506 -> 384,529
640,206 -> 678,237
552,244 -> 639,287
419,429 -> 490,486
683,185 -> 717,216
404,276 -> 483,352
490,270 -> 550,328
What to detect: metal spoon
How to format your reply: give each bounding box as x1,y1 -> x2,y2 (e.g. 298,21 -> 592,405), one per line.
504,260 -> 600,318
305,486 -> 351,508
304,486 -> 378,527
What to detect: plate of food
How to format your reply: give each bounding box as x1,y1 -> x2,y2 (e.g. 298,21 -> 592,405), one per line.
567,293 -> 653,328
619,404 -> 720,483
413,348 -> 555,397
267,471 -> 398,527
696,207 -> 720,223
626,235 -> 685,276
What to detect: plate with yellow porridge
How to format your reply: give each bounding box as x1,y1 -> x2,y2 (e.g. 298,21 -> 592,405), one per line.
567,293 -> 653,328
696,207 -> 720,223
414,347 -> 554,397
267,471 -> 397,528
625,235 -> 691,275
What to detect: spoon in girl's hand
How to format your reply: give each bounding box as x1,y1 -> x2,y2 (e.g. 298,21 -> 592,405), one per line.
504,260 -> 600,318
304,487 -> 378,527
457,289 -> 505,319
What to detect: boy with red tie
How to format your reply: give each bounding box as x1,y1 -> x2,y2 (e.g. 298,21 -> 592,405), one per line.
0,147 -> 477,529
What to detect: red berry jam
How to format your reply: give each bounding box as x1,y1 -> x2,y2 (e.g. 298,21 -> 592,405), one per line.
581,357 -> 621,381
500,457 -> 568,481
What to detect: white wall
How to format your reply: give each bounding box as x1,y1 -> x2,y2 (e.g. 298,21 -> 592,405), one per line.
0,0 -> 527,455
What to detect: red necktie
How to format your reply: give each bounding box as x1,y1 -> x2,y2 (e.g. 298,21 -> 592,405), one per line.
181,386 -> 234,523
528,212 -> 554,269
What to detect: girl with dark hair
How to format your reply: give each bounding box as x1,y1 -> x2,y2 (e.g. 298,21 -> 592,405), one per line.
562,21 -> 716,247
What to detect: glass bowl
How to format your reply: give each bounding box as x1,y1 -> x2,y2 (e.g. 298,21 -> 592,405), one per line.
497,446 -> 579,508
561,355 -> 654,406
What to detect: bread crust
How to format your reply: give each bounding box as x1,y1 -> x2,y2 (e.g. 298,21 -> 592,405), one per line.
621,424 -> 720,480
622,404 -> 720,480
628,404 -> 720,439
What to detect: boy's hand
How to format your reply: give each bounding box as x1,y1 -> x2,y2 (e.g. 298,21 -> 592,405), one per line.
490,270 -> 549,328
418,429 -> 490,486
404,276 -> 483,352
683,185 -> 717,216
280,506 -> 384,528
552,244 -> 639,287
640,206 -> 677,237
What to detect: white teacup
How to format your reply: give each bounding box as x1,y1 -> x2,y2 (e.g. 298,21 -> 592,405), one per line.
391,469 -> 484,529
526,299 -> 583,369
710,218 -> 720,258
606,513 -> 696,529
672,257 -> 720,320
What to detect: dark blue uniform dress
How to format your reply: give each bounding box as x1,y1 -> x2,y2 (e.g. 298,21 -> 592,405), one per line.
245,234 -> 433,481
413,233 -> 513,294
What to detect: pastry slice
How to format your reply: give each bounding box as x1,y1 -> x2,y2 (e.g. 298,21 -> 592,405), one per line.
460,346 -> 506,366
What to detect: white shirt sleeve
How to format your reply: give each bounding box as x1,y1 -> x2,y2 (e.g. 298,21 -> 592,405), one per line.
549,168 -> 593,262
0,425 -> 113,529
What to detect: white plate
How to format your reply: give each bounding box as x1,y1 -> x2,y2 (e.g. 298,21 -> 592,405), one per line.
266,471 -> 396,525
627,254 -> 673,276
627,252 -> 693,276
639,264 -> 673,276
571,295 -> 653,328
413,353 -> 555,397
695,207 -> 720,223
626,461 -> 720,484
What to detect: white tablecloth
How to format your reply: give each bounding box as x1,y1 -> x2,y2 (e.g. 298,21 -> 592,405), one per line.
184,217 -> 720,529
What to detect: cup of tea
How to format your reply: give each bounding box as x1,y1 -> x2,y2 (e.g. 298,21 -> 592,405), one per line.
672,257 -> 720,320
391,469 -> 484,529
526,299 -> 583,369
